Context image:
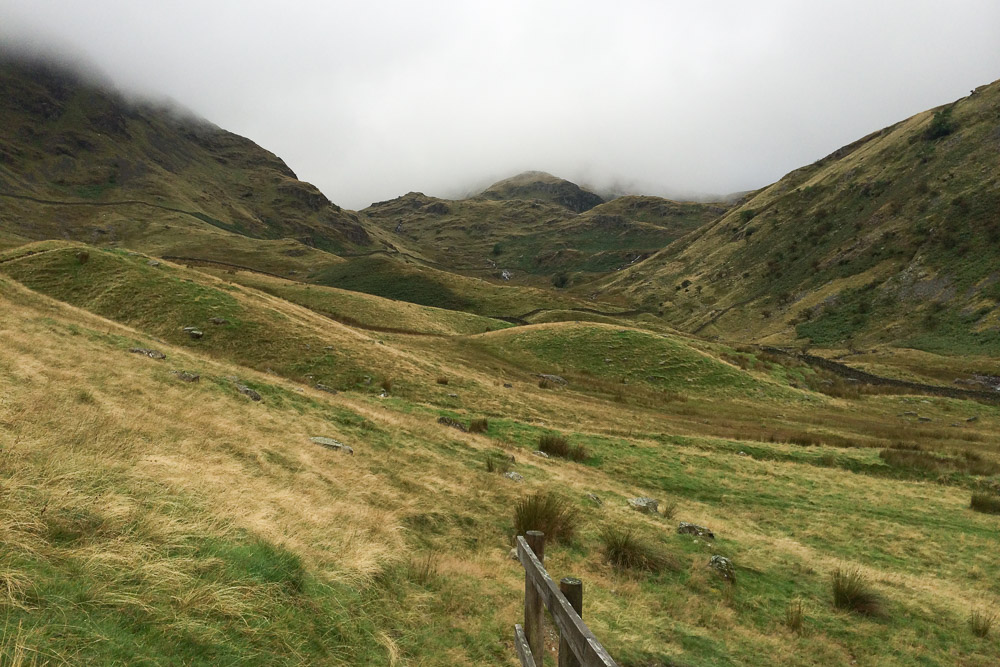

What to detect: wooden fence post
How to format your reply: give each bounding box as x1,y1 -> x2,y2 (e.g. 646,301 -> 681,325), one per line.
558,577 -> 583,667
524,531 -> 545,662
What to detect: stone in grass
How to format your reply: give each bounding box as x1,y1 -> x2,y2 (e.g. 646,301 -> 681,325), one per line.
536,374 -> 568,385
677,522 -> 715,539
628,497 -> 659,514
236,384 -> 261,401
182,326 -> 204,339
532,450 -> 550,459
437,416 -> 468,432
315,383 -> 338,395
503,471 -> 524,483
708,555 -> 736,582
171,370 -> 200,383
129,348 -> 166,360
587,493 -> 603,506
209,317 -> 229,325
310,436 -> 354,455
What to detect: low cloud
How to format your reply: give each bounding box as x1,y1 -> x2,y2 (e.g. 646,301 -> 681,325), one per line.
2,0 -> 999,209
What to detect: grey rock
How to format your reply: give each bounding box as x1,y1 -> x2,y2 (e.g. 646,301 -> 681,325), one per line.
532,450 -> 550,458
628,497 -> 659,514
209,317 -> 229,325
536,374 -> 568,385
147,260 -> 161,267
503,471 -> 524,482
187,329 -> 204,339
171,371 -> 200,383
509,548 -> 519,561
310,436 -> 354,455
236,384 -> 261,401
315,383 -> 338,394
678,522 -> 715,539
917,416 -> 932,422
129,347 -> 166,360
437,416 -> 467,432
708,555 -> 736,581
966,416 -> 979,423
448,393 -> 458,398
586,493 -> 603,506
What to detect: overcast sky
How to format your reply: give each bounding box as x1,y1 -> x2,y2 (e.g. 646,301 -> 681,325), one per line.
2,1 -> 999,209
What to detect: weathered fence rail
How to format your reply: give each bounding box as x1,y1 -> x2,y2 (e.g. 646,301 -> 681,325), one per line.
514,531 -> 619,667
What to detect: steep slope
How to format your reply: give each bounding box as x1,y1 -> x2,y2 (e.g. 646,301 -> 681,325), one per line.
604,79 -> 1000,354
0,54 -> 376,254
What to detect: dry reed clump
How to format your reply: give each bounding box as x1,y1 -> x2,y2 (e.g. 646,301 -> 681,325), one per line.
512,493 -> 578,544
468,418 -> 488,434
970,609 -> 995,637
785,598 -> 805,633
599,526 -> 677,573
970,492 -> 1000,515
831,567 -> 883,616
537,433 -> 588,462
484,450 -> 512,474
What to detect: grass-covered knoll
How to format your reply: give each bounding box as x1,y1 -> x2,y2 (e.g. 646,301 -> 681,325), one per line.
3,273 -> 1000,665
603,78 -> 1000,355
220,271 -> 513,336
309,253 -> 609,317
473,322 -> 802,399
0,244 -> 436,393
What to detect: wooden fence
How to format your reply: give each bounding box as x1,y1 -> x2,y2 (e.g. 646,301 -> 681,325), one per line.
513,531 -> 618,667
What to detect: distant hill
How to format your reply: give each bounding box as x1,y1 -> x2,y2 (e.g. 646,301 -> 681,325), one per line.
0,54 -> 379,255
364,181 -> 726,285
477,170 -> 605,213
602,79 -> 1000,354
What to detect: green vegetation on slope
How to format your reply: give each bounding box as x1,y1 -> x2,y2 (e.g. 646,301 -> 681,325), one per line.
604,79 -> 1000,354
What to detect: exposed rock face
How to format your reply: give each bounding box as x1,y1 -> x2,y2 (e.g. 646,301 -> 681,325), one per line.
236,384 -> 261,401
678,522 -> 715,539
708,555 -> 736,582
129,347 -> 166,359
310,436 -> 353,454
628,497 -> 659,514
437,416 -> 468,432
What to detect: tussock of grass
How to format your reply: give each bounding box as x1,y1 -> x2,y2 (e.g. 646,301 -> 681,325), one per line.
786,598 -> 805,633
599,526 -> 677,573
831,567 -> 884,616
538,433 -> 588,462
513,493 -> 578,544
469,418 -> 488,433
485,450 -> 512,474
970,492 -> 1000,515
971,610 -> 995,638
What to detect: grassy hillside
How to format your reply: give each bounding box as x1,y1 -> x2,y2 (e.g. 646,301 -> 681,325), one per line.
0,54 -> 380,254
363,187 -> 725,285
478,170 -> 605,212
4,255 -> 1000,665
603,79 -> 1000,355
